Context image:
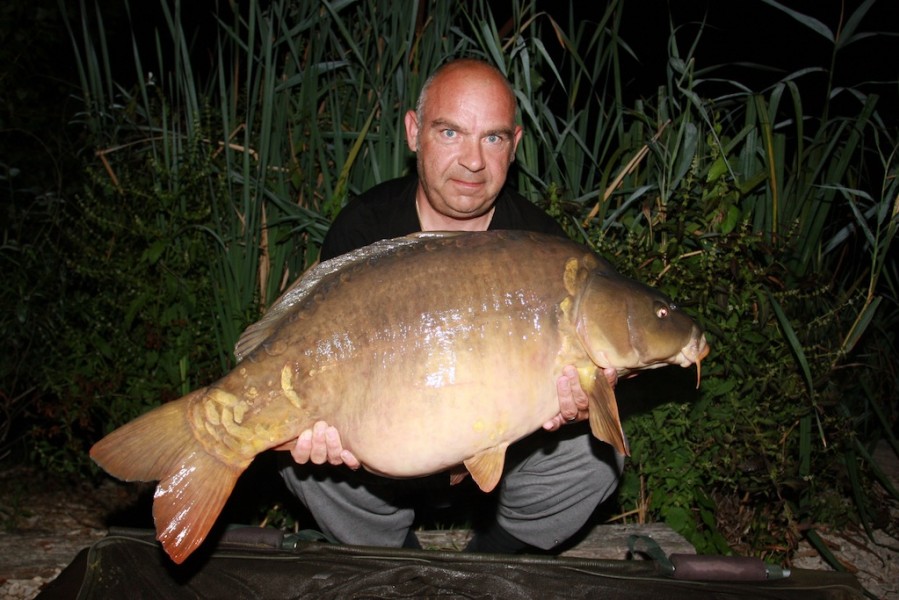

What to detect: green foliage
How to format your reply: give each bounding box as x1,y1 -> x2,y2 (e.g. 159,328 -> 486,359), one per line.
4,0 -> 896,568
1,181 -> 67,461
579,2 -> 898,558
1,0 -> 90,462
28,113 -> 226,472
601,191 -> 881,556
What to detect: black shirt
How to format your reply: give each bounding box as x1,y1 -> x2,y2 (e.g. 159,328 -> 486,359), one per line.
320,175 -> 566,261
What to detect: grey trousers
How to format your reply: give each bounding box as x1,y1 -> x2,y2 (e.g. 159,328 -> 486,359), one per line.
279,422 -> 624,550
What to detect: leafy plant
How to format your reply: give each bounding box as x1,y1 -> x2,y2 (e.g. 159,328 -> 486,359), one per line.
5,0 -> 894,572
583,1 -> 898,561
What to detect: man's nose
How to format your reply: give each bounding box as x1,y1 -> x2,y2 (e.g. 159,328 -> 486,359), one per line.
458,137 -> 485,171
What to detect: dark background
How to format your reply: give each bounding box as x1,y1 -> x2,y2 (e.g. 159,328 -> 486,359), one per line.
4,0 -> 897,176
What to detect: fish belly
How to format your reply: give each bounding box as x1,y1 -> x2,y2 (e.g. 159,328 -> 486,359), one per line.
334,325 -> 564,476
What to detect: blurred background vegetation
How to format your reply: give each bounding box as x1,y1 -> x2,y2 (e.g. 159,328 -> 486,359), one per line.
2,0 -> 897,567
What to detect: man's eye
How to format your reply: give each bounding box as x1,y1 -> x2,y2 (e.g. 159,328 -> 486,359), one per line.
485,134 -> 502,144
442,129 -> 457,139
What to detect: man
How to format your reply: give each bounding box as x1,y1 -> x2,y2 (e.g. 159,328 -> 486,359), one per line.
280,58 -> 623,554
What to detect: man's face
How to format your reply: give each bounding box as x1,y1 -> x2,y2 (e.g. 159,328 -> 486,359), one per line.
404,65 -> 523,222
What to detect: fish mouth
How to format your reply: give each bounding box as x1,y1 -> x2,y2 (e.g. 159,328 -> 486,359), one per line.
677,331 -> 710,388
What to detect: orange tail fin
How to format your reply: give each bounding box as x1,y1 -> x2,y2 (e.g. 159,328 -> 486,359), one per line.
90,388 -> 245,564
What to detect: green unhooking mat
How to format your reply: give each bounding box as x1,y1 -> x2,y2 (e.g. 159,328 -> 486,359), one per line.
36,527 -> 864,599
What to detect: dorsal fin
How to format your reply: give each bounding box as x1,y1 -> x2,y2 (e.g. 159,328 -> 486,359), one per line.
234,233 -> 461,362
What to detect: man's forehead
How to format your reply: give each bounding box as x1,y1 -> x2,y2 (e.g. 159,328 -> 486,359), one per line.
426,68 -> 515,109
423,88 -> 516,131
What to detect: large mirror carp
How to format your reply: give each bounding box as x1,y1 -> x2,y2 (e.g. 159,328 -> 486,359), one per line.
90,230 -> 709,563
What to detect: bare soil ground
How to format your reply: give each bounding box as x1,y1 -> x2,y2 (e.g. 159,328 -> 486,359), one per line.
0,466 -> 153,599
1,443 -> 897,599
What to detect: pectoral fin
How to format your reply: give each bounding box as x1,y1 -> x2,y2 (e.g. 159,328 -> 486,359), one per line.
580,368 -> 630,456
463,445 -> 509,492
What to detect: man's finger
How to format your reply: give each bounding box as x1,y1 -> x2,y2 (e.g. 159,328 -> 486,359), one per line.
325,426 -> 344,465
543,415 -> 564,432
291,429 -> 313,463
340,449 -> 362,470
309,421 -> 329,464
556,370 -> 579,421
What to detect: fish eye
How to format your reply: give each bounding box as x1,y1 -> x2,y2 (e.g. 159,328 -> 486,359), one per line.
655,302 -> 670,319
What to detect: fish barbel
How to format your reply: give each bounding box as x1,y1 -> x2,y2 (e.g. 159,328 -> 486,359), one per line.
90,230 -> 709,563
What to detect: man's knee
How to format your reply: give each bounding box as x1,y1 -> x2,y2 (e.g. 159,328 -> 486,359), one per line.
496,430 -> 625,549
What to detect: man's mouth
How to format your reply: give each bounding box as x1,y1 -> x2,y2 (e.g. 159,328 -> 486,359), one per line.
450,178 -> 485,192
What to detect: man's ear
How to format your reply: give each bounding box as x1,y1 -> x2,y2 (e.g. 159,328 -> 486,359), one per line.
404,110 -> 420,152
510,125 -> 523,162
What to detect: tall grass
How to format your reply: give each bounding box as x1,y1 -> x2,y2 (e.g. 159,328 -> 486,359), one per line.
577,0 -> 899,560
65,0 -> 636,365
53,0 -> 898,565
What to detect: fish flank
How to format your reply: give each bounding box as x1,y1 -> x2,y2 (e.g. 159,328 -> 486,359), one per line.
280,364 -> 305,409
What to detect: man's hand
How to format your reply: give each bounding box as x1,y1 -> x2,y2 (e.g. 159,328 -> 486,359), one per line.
290,421 -> 361,470
542,365 -> 618,431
